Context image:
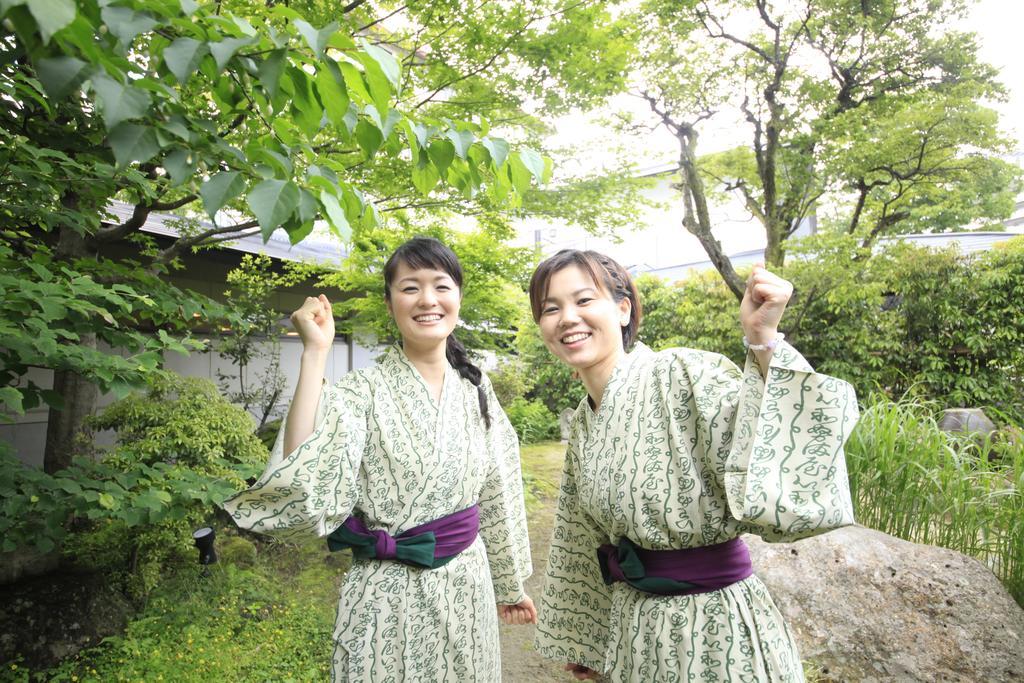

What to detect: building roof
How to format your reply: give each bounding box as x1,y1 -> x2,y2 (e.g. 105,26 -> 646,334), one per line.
634,230 -> 1024,281
105,201 -> 348,266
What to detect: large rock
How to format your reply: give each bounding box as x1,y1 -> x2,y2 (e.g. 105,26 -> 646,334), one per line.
746,526 -> 1024,682
0,571 -> 133,670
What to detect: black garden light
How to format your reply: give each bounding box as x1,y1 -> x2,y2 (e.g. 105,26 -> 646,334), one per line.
192,526 -> 218,566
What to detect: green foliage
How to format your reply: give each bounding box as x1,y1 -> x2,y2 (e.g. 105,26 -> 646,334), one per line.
0,375 -> 265,596
25,537 -> 341,682
566,0 -> 1021,292
87,375 -> 268,471
635,272 -> 744,362
846,394 -> 1024,606
636,235 -> 1024,424
505,397 -> 560,445
488,357 -> 536,407
217,254 -> 301,428
514,317 -> 586,415
0,236 -> 217,418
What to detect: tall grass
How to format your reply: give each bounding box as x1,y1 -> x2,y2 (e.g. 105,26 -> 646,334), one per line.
845,394 -> 1024,606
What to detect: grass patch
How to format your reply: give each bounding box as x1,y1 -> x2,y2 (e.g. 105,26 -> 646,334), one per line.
846,394 -> 1024,606
7,533 -> 347,683
520,441 -> 565,515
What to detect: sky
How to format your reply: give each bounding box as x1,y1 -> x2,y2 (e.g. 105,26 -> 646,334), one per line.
516,0 -> 1024,269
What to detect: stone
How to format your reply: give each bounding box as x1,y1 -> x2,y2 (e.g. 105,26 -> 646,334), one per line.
0,571 -> 133,670
939,408 -> 996,436
746,526 -> 1024,682
0,548 -> 60,586
559,408 -> 575,442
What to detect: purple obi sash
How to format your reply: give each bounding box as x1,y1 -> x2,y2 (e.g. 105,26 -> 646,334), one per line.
597,536 -> 754,596
327,504 -> 480,569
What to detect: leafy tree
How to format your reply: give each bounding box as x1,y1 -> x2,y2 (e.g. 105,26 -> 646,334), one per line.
216,254 -> 302,430
0,0 -> 545,471
635,234 -> 1024,424
600,0 -> 1020,297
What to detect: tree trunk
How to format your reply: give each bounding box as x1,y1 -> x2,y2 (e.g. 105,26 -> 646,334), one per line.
43,215 -> 99,473
676,128 -> 746,301
764,223 -> 785,268
43,342 -> 98,473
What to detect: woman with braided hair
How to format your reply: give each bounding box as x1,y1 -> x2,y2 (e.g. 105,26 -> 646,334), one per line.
223,237 -> 534,681
528,249 -> 858,682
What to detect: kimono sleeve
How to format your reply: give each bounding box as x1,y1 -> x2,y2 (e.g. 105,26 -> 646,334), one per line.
534,440 -> 611,673
476,376 -> 533,604
675,343 -> 859,542
219,370 -> 372,540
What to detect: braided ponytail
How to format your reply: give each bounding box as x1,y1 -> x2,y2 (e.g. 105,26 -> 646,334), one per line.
446,333 -> 491,428
384,236 -> 492,429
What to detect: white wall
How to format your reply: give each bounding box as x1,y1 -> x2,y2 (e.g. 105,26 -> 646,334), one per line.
1,334 -> 375,469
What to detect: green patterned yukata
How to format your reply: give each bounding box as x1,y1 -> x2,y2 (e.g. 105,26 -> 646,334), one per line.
534,342 -> 858,682
223,347 -> 532,682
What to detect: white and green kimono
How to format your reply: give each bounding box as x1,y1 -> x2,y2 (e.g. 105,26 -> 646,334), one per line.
223,346 -> 532,682
534,342 -> 858,682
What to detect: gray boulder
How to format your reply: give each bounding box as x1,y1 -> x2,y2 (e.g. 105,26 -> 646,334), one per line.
746,526 -> 1024,682
939,408 -> 996,436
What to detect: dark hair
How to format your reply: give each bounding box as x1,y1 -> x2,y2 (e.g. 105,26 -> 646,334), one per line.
528,249 -> 643,351
383,237 -> 491,428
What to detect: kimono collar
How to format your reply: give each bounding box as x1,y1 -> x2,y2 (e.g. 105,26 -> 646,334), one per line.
584,341 -> 653,417
382,344 -> 453,404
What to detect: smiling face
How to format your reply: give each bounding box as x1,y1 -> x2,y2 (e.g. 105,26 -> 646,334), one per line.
386,260 -> 461,351
536,264 -> 631,374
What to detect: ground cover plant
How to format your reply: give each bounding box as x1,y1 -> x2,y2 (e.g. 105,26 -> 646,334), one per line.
4,535 -> 343,683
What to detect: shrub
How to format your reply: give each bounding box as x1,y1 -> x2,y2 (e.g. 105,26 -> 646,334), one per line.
505,397 -> 560,444
635,235 -> 1024,424
0,375 -> 267,598
489,357 -> 536,406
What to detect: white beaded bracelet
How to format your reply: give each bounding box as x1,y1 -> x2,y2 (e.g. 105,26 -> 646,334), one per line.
742,332 -> 784,352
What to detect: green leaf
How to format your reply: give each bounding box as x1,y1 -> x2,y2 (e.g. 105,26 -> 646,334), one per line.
316,63 -> 349,127
360,53 -> 392,115
26,0 -> 75,43
296,188 -> 318,225
411,163 -> 439,196
427,139 -> 455,176
179,0 -> 198,15
258,49 -> 287,100
163,149 -> 194,186
294,19 -> 338,56
247,179 -> 299,239
508,154 -> 532,195
320,190 -> 350,241
339,61 -> 372,105
518,149 -> 545,183
354,119 -> 383,158
35,56 -> 89,100
481,137 -> 509,169
91,73 -> 151,130
200,171 -> 245,222
108,123 -> 160,168
0,387 -> 24,414
360,40 -> 401,88
446,129 -> 474,159
101,6 -> 157,46
163,37 -> 208,84
209,36 -> 254,71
